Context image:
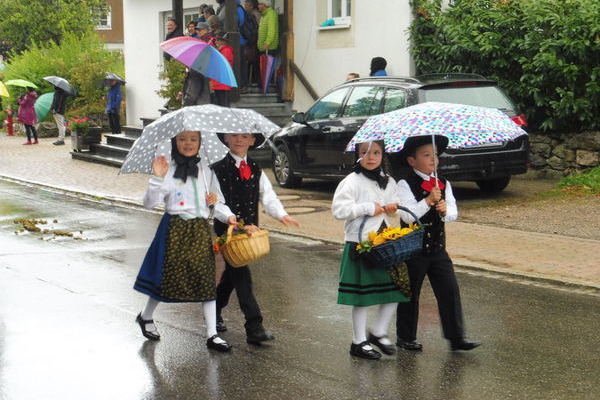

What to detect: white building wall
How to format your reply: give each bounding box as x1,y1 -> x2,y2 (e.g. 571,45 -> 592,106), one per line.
123,0 -> 217,125
292,0 -> 414,112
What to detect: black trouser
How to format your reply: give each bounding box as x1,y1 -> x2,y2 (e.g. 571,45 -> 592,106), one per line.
396,250 -> 465,342
24,124 -> 38,141
107,111 -> 121,134
240,44 -> 249,89
210,90 -> 230,107
216,263 -> 263,334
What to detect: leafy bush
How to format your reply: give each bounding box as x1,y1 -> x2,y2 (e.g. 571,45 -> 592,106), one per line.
409,0 -> 600,133
3,33 -> 123,124
0,0 -> 107,55
558,166 -> 600,193
157,59 -> 186,110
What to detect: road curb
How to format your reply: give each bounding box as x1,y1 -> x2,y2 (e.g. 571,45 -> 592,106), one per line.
2,173 -> 598,295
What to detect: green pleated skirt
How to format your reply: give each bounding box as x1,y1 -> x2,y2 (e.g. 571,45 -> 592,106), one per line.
337,242 -> 410,307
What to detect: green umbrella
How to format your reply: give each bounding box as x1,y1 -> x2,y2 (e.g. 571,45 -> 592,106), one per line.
35,92 -> 54,121
5,79 -> 38,89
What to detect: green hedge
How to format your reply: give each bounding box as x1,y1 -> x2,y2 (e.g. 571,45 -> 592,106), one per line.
410,0 -> 600,132
2,32 -> 123,123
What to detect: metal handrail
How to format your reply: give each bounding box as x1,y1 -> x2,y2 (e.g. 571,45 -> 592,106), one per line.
290,60 -> 319,101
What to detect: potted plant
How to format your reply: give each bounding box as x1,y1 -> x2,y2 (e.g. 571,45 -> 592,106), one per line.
68,117 -> 102,152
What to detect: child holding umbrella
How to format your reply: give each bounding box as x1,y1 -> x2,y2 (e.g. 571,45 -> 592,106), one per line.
395,135 -> 480,352
133,130 -> 237,352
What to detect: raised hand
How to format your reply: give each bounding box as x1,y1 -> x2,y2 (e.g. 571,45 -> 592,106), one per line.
152,156 -> 169,178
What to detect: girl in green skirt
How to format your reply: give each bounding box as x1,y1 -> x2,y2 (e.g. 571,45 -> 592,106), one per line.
332,140 -> 409,360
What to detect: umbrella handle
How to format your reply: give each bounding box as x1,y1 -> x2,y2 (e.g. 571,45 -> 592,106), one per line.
201,146 -> 215,220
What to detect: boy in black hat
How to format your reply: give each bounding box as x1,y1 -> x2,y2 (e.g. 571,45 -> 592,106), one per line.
211,132 -> 300,345
395,135 -> 480,352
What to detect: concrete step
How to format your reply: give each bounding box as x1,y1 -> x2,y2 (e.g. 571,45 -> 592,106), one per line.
233,102 -> 290,115
237,93 -> 279,104
90,143 -> 130,159
105,133 -> 137,148
141,117 -> 156,127
71,151 -> 124,168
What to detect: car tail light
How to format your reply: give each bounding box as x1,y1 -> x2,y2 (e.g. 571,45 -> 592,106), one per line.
511,114 -> 527,127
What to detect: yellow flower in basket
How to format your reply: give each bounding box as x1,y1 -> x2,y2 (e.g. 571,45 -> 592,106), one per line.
357,223 -> 421,254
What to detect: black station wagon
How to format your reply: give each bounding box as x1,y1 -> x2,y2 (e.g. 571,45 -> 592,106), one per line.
270,73 -> 529,193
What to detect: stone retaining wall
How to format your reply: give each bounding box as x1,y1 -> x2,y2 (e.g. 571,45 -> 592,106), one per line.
528,131 -> 600,179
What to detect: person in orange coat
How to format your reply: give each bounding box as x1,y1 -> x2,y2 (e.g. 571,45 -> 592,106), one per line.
209,33 -> 234,107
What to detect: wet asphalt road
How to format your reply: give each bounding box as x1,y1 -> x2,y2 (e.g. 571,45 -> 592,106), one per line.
0,180 -> 598,400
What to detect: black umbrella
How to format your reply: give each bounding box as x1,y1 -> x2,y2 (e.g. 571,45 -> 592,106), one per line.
103,72 -> 126,85
43,76 -> 77,96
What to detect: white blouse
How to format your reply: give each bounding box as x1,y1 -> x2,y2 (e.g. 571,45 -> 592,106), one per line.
143,161 -> 234,223
396,168 -> 458,224
332,172 -> 400,242
229,152 -> 288,221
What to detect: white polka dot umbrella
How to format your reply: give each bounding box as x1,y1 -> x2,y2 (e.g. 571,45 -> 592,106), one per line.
119,104 -> 280,174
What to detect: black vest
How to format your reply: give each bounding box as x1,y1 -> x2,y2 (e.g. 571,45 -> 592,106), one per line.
404,171 -> 447,255
211,153 -> 262,236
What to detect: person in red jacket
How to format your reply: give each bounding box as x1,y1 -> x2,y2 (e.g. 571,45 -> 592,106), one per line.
209,33 -> 234,107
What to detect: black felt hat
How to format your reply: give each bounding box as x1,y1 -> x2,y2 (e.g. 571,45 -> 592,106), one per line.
397,135 -> 449,166
217,132 -> 266,150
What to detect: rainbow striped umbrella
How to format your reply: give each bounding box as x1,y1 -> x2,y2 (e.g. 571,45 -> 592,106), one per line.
160,36 -> 237,88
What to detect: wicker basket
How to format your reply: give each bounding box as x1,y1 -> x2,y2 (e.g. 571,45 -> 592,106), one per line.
221,225 -> 270,267
358,206 -> 424,269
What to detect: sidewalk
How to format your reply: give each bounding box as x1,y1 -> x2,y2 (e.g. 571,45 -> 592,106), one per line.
1,135 -> 599,291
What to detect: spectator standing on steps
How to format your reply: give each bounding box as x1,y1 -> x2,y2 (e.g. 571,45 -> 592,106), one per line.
105,79 -> 122,134
163,18 -> 183,61
209,33 -> 234,107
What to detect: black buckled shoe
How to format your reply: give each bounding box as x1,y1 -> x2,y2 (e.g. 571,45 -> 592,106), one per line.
216,320 -> 227,333
350,341 -> 382,360
396,339 -> 423,351
246,327 -> 275,345
136,313 -> 160,341
450,339 -> 481,351
206,335 -> 232,352
368,333 -> 396,355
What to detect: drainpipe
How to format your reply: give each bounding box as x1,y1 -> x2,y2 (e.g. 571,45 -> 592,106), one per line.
224,0 -> 240,102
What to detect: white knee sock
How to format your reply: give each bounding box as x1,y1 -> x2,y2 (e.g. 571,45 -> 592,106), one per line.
141,297 -> 160,320
141,297 -> 160,332
203,300 -> 225,343
371,302 -> 397,345
352,306 -> 369,344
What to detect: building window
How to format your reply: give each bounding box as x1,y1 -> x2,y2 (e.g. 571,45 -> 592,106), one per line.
97,6 -> 112,30
327,0 -> 351,26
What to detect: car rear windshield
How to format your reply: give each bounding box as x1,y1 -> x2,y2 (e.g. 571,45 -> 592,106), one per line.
421,85 -> 515,111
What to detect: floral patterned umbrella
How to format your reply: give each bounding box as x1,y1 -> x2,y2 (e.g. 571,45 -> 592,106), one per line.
120,104 -> 279,175
346,102 -> 527,153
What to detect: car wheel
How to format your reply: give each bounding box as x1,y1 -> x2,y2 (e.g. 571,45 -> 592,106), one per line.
476,176 -> 511,193
272,145 -> 302,188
